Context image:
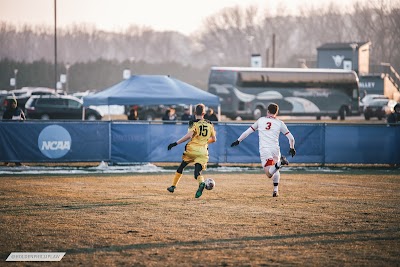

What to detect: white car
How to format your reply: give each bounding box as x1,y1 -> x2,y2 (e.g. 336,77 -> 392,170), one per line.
359,94 -> 388,113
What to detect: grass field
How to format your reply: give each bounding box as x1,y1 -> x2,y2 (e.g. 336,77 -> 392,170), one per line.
0,169 -> 399,266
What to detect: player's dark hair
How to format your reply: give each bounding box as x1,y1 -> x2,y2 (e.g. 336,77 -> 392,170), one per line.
195,104 -> 205,115
268,103 -> 279,115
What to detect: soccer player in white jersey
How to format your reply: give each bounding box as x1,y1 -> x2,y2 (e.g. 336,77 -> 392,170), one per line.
231,103 -> 296,197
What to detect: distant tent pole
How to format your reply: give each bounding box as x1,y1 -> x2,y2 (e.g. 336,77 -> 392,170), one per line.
82,107 -> 85,120
218,105 -> 221,121
108,105 -> 111,120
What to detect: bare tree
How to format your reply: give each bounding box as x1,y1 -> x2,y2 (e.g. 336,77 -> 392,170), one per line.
197,5 -> 263,66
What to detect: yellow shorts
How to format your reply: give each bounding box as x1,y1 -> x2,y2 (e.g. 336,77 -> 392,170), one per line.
182,144 -> 209,170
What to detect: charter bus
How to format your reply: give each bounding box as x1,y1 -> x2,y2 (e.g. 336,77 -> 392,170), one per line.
208,67 -> 360,120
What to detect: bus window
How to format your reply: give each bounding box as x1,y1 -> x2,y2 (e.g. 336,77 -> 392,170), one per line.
209,70 -> 237,85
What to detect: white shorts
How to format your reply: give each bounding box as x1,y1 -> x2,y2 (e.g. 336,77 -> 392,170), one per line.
259,147 -> 281,168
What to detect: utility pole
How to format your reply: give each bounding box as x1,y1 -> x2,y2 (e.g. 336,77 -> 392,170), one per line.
65,63 -> 70,94
272,33 -> 276,68
54,0 -> 58,90
14,69 -> 18,90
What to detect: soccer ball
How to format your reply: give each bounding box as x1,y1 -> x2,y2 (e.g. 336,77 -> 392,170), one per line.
204,178 -> 215,190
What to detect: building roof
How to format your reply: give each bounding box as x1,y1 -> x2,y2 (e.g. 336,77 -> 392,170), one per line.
317,41 -> 371,50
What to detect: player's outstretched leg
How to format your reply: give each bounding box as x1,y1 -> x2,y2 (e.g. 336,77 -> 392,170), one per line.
167,172 -> 181,193
194,163 -> 205,198
268,156 -> 289,177
280,156 -> 289,166
272,172 -> 280,197
167,161 -> 188,193
167,186 -> 176,193
195,182 -> 205,198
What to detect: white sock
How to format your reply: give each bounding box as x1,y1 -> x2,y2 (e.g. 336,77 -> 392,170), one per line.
273,172 -> 280,192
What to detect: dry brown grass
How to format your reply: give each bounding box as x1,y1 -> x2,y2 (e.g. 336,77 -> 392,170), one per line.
0,170 -> 399,266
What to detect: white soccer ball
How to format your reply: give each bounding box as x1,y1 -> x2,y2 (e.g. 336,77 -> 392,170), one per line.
204,178 -> 215,190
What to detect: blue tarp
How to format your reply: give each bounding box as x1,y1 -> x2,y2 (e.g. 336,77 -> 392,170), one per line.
83,75 -> 220,107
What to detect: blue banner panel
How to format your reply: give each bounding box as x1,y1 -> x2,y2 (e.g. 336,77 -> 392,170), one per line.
111,122 -> 152,163
209,124 -> 227,164
225,124 -> 260,163
223,123 -> 326,164
149,123 -> 189,162
111,122 -> 228,164
2,121 -> 399,164
0,121 -> 110,162
285,124 -> 325,164
325,124 -> 400,164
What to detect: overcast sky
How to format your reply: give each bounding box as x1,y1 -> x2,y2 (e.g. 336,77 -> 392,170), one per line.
0,0 -> 377,34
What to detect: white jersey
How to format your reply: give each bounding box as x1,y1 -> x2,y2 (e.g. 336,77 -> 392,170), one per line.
250,115 -> 290,152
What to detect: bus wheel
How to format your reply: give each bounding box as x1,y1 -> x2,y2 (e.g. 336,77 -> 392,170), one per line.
253,107 -> 264,120
339,107 -> 347,120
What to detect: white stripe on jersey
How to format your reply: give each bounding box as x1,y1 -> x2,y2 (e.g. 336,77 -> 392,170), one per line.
251,116 -> 290,151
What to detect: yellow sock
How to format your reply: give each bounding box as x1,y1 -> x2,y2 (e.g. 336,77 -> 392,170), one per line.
172,172 -> 182,187
197,175 -> 204,184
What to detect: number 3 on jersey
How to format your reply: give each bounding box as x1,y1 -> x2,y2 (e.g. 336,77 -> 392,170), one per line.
265,122 -> 272,130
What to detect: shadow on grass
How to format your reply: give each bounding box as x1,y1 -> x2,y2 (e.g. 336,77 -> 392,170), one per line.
65,227 -> 400,255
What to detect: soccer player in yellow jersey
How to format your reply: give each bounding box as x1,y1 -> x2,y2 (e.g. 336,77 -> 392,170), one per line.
167,103 -> 217,198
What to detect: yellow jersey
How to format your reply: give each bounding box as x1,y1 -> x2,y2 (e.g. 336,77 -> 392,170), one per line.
182,119 -> 216,168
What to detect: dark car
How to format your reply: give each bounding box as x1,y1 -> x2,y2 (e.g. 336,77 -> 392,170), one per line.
1,88 -> 58,115
25,95 -> 103,120
363,98 -> 389,120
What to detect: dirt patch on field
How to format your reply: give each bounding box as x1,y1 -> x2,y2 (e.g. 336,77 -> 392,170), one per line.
0,171 -> 399,266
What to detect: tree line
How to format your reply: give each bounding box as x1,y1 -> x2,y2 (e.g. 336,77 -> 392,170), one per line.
0,0 -> 398,92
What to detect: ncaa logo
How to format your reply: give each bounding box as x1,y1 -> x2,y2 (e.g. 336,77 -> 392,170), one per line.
38,125 -> 71,159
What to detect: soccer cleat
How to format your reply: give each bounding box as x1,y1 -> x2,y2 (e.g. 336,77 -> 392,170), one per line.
195,182 -> 206,198
280,156 -> 289,166
273,191 -> 279,197
167,186 -> 176,193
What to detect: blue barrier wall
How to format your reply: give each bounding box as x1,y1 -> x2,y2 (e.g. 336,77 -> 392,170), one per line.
0,121 -> 110,162
0,121 -> 399,164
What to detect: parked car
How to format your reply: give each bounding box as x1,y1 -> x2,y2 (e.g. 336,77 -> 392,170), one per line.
72,90 -> 94,99
363,98 -> 389,120
25,95 -> 103,120
1,87 -> 58,114
359,94 -> 388,113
